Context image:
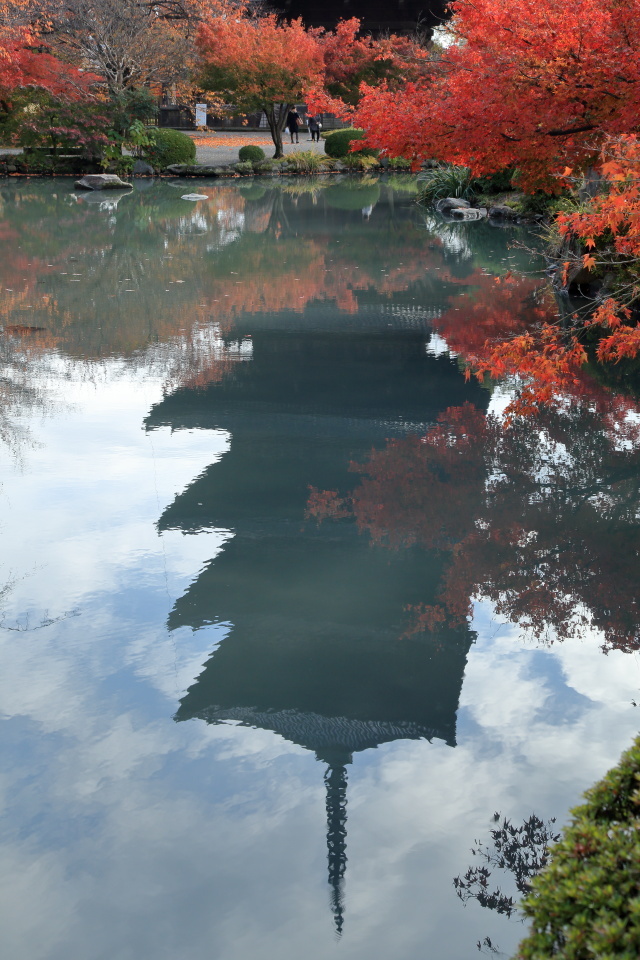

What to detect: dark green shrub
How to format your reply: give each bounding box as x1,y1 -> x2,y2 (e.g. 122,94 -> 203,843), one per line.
516,734 -> 640,959
324,128 -> 377,159
472,167 -> 516,194
142,129 -> 196,169
518,191 -> 561,216
238,144 -> 265,162
107,88 -> 158,137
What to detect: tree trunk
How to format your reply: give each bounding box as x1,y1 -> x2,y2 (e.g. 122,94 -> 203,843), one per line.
265,103 -> 291,159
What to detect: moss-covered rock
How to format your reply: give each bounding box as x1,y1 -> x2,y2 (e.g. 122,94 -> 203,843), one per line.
254,160 -> 280,174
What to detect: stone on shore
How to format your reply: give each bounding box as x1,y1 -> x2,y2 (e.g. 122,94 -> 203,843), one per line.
450,206 -> 488,219
132,159 -> 154,176
488,204 -> 518,219
436,197 -> 471,213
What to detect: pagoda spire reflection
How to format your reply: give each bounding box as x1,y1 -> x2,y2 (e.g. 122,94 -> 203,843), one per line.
325,762 -> 348,936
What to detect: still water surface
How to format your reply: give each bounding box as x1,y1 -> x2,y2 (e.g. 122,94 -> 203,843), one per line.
0,177 -> 639,960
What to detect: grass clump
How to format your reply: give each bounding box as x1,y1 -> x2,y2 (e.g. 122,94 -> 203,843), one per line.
238,144 -> 265,162
284,150 -> 330,173
142,128 -> 195,169
387,156 -> 411,170
417,163 -> 475,205
515,734 -> 640,960
341,153 -> 379,171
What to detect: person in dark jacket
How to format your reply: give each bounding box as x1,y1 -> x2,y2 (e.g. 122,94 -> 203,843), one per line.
307,113 -> 322,142
287,109 -> 300,144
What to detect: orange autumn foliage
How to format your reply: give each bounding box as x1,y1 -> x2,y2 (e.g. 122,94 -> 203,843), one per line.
0,0 -> 97,97
556,135 -> 640,365
305,18 -> 424,118
197,13 -> 420,156
197,12 -> 323,156
353,0 -> 640,190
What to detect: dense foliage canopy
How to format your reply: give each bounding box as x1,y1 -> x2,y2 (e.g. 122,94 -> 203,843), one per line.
353,0 -> 640,191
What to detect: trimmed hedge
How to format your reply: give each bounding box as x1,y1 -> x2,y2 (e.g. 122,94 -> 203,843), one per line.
515,734 -> 640,959
238,144 -> 265,162
324,128 -> 377,159
143,129 -> 196,170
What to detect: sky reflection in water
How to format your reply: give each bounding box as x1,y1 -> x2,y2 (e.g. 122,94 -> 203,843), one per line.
0,177 -> 639,960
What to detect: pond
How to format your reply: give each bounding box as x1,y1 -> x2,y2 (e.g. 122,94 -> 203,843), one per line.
0,176 -> 638,960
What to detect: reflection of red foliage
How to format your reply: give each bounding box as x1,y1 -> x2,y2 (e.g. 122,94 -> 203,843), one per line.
434,270 -> 556,367
351,403 -> 487,550
308,401 -> 640,653
432,267 -> 635,418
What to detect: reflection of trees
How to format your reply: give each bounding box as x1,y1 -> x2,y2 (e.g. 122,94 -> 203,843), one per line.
0,179 -> 529,367
454,812 -> 560,919
0,179 -> 438,351
0,179 -> 542,414
0,325 -> 64,462
308,398 -> 640,652
431,269 -> 557,366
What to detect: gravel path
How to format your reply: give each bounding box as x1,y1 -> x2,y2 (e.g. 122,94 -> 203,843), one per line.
190,131 -> 326,166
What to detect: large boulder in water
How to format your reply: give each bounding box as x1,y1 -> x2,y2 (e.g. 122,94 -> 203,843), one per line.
75,174 -> 132,190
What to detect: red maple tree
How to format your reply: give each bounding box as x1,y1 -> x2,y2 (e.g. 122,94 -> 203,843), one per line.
0,0 -> 99,100
197,11 -> 323,158
353,0 -> 640,189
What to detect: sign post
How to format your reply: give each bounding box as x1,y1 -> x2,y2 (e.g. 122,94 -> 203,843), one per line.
195,103 -> 208,129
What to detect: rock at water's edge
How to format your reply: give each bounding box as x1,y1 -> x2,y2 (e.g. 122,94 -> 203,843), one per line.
450,206 -> 488,220
436,197 -> 471,213
488,204 -> 518,219
132,159 -> 154,176
75,174 -> 132,190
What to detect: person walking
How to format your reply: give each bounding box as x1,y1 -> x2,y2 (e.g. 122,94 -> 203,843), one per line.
307,113 -> 322,143
287,108 -> 300,144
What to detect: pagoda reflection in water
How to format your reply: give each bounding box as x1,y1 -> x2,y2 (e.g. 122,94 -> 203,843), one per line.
146,312 -> 486,932
176,623 -> 472,934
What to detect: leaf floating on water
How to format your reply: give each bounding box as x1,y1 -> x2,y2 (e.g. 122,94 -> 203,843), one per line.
181,194 -> 209,201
